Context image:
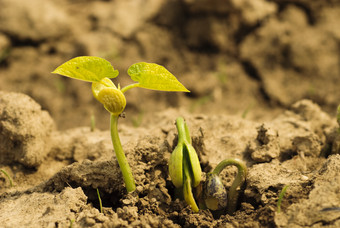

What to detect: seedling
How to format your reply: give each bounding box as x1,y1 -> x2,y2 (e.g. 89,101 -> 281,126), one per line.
90,113 -> 96,132
277,185 -> 289,213
169,117 -> 202,212
202,158 -> 247,214
169,118 -> 248,214
69,219 -> 75,228
52,56 -> 189,192
337,105 -> 340,133
97,188 -> 103,213
0,169 -> 13,187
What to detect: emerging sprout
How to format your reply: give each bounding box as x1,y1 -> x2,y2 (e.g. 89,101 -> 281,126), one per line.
52,56 -> 189,192
168,118 -> 248,214
169,117 -> 202,212
203,158 -> 247,214
277,185 -> 289,213
0,169 -> 13,187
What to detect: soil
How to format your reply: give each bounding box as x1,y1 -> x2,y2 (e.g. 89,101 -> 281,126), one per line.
1,0 -> 340,227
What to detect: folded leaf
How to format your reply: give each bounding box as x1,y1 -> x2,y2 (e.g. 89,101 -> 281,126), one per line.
185,144 -> 202,187
127,62 -> 189,92
52,56 -> 119,82
169,145 -> 184,188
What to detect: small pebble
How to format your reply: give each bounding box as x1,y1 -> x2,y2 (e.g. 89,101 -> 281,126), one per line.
122,199 -> 131,205
301,175 -> 308,181
136,186 -> 143,193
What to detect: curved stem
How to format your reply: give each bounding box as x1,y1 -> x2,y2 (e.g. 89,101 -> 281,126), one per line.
121,83 -> 140,93
212,158 -> 247,214
110,114 -> 136,192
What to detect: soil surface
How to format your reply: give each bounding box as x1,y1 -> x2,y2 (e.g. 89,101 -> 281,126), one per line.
1,0 -> 340,227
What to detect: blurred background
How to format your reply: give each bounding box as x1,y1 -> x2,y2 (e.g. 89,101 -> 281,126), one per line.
0,0 -> 339,130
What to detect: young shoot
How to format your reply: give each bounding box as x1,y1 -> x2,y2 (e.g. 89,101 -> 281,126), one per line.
52,56 -> 189,193
97,188 -> 103,213
0,169 -> 13,187
169,117 -> 202,212
337,105 -> 340,133
277,185 -> 289,213
203,158 -> 247,214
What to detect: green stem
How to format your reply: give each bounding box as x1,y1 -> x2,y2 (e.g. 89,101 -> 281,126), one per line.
277,185 -> 289,213
0,169 -> 13,187
212,158 -> 247,214
110,114 -> 136,192
176,117 -> 191,144
183,158 -> 199,212
97,188 -> 103,213
121,83 -> 140,93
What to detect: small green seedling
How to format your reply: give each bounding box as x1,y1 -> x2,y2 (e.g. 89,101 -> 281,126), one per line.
97,188 -> 103,213
202,158 -> 247,214
337,105 -> 340,133
169,117 -> 202,212
90,113 -> 96,132
277,185 -> 289,213
53,56 -> 189,192
69,218 -> 75,228
0,169 -> 13,187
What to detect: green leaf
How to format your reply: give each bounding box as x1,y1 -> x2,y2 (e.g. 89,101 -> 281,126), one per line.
52,56 -> 119,82
169,145 -> 184,188
185,144 -> 202,187
127,62 -> 189,92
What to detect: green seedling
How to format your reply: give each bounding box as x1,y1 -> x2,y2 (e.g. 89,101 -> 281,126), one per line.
169,117 -> 202,212
0,169 -> 13,187
97,188 -> 103,213
90,113 -> 96,132
337,105 -> 340,133
189,95 -> 213,113
131,110 -> 144,128
241,102 -> 255,119
202,158 -> 247,214
53,56 -> 189,192
277,185 -> 289,213
69,219 -> 75,228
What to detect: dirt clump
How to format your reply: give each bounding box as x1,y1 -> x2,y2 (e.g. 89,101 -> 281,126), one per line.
0,91 -> 55,168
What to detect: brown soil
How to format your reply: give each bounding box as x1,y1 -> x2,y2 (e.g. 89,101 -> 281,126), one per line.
1,0 -> 340,227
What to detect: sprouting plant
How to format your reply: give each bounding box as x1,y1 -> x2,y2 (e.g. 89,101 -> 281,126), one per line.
169,118 -> 248,214
201,158 -> 247,214
0,169 -> 13,187
337,105 -> 340,133
52,56 -> 189,193
277,185 -> 289,213
189,95 -> 213,113
241,102 -> 255,119
97,188 -> 103,213
131,110 -> 144,128
69,218 -> 75,228
169,117 -> 202,212
90,112 -> 96,132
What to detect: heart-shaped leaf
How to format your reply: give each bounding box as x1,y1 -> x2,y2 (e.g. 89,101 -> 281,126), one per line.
52,56 -> 119,82
127,62 -> 189,92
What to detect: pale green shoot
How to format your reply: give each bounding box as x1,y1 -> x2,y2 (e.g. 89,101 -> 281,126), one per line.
97,188 -> 103,213
169,117 -> 202,212
0,169 -> 13,187
277,185 -> 289,213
